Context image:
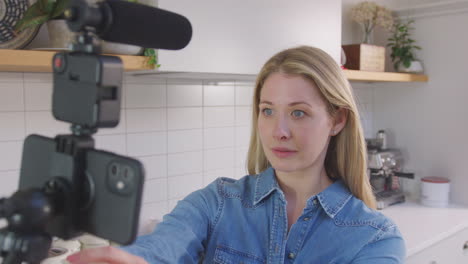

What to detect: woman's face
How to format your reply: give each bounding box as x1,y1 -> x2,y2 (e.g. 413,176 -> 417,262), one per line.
258,72 -> 335,174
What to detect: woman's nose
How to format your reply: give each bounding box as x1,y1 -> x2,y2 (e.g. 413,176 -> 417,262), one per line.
273,116 -> 291,140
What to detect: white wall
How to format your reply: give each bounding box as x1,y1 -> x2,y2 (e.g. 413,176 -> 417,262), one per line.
373,8 -> 468,205
343,0 -> 468,205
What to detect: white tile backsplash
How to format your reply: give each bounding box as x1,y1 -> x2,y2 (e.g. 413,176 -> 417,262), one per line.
138,155 -> 167,180
168,129 -> 203,153
94,134 -> 127,154
167,84 -> 203,107
203,107 -> 235,128
25,111 -> 69,137
235,126 -> 251,148
235,167 -> 249,180
0,141 -> 22,171
204,127 -> 235,149
126,84 -> 166,108
126,108 -> 166,133
235,106 -> 252,126
0,170 -> 19,197
143,178 -> 168,203
126,131 -> 167,156
235,147 -> 249,170
167,151 -> 203,176
167,107 -> 203,130
0,73 -> 23,82
0,72 -> 375,230
23,73 -> 52,83
0,112 -> 25,141
204,148 -> 235,171
24,82 -> 52,111
204,85 -> 235,106
235,84 -> 254,106
168,173 -> 203,199
204,168 -> 235,186
0,82 -> 24,111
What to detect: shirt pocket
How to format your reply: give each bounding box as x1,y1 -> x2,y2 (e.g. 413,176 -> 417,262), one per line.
213,245 -> 265,264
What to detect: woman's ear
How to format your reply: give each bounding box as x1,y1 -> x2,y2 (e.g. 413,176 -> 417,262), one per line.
331,108 -> 348,135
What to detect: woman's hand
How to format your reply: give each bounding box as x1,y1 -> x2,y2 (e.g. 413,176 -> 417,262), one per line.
66,246 -> 148,264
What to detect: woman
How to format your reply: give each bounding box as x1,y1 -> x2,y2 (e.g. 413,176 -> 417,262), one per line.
67,46 -> 405,263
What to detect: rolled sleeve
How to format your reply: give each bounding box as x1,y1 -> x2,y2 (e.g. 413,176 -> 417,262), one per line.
122,179 -> 222,264
351,225 -> 406,263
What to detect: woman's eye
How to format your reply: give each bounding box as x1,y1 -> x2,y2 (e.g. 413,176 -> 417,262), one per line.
292,110 -> 305,118
262,108 -> 273,116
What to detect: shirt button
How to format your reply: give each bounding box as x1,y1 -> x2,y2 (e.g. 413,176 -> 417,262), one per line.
288,252 -> 296,259
313,199 -> 318,205
303,217 -> 310,221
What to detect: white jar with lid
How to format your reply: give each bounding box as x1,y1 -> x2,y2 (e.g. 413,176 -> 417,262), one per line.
420,176 -> 450,207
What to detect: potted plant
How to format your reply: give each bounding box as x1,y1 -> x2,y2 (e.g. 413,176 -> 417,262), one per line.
387,20 -> 423,73
342,1 -> 393,72
14,0 -> 69,33
350,1 -> 393,44
14,0 -> 159,68
14,0 -> 74,49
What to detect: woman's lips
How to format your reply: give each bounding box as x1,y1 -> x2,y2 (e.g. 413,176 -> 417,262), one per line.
271,148 -> 297,158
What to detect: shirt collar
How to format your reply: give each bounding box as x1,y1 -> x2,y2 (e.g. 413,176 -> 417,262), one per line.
253,167 -> 353,218
312,180 -> 353,218
253,167 -> 283,205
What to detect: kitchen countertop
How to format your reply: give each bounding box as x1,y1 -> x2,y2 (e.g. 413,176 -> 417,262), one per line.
380,200 -> 468,257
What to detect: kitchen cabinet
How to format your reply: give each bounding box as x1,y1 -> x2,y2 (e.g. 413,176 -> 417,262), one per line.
406,227 -> 468,264
156,0 -> 341,74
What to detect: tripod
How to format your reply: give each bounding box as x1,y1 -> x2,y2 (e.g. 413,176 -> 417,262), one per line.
0,1 -> 143,262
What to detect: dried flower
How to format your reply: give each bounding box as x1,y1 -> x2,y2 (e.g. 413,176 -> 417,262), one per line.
351,1 -> 394,43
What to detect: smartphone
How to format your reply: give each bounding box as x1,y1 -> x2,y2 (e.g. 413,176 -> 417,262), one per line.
19,134 -> 144,245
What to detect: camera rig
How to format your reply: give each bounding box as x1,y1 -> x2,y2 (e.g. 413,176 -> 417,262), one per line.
0,0 -> 143,263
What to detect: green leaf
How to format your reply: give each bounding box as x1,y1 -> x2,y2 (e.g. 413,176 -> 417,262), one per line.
403,59 -> 411,68
143,48 -> 158,68
44,0 -> 56,14
14,1 -> 49,32
51,0 -> 70,18
37,0 -> 50,13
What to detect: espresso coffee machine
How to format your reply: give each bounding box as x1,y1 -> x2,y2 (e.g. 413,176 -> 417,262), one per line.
366,136 -> 415,209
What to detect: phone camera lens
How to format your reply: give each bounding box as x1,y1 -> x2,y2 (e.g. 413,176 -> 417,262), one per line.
122,166 -> 134,180
111,164 -> 118,175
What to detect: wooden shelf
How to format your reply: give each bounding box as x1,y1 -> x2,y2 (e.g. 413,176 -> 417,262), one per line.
0,49 -> 152,72
0,50 -> 429,83
344,69 -> 428,82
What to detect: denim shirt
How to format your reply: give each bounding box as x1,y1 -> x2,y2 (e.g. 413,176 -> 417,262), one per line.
123,167 -> 406,263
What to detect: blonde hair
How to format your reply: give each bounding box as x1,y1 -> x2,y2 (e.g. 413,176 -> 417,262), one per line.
246,46 -> 376,209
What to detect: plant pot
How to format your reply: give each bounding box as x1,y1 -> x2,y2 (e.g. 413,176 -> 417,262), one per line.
46,20 -> 75,49
397,60 -> 424,74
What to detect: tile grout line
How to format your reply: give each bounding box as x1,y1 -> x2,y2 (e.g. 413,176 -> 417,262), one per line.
234,82 -> 238,179
202,80 -> 206,186
22,73 -> 27,139
165,78 -> 170,214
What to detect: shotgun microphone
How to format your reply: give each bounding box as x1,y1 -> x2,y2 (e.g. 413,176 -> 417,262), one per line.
66,0 -> 192,50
